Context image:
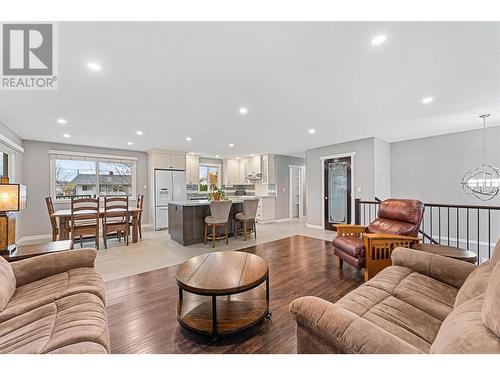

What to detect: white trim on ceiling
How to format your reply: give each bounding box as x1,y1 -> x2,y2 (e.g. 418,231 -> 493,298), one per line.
0,132 -> 24,153
47,149 -> 138,161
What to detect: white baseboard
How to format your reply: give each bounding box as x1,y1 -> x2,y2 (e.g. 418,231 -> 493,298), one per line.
274,218 -> 293,223
306,223 -> 324,230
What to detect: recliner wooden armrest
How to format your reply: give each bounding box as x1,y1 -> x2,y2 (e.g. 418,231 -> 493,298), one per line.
362,233 -> 419,241
361,233 -> 420,282
333,224 -> 368,237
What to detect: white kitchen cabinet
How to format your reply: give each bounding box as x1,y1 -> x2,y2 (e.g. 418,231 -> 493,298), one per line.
256,197 -> 276,222
239,160 -> 247,183
186,155 -> 199,184
261,154 -> 276,184
151,151 -> 186,170
224,159 -> 247,185
246,155 -> 261,175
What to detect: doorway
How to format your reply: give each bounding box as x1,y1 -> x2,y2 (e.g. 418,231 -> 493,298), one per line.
289,165 -> 305,219
324,156 -> 352,230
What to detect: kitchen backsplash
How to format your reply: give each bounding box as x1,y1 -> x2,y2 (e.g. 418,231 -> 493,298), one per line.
186,183 -> 276,199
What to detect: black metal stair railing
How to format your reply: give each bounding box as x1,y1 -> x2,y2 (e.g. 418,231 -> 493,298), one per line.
354,198 -> 500,264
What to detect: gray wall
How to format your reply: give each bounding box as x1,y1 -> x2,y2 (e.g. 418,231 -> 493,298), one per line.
391,126 -> 500,204
0,121 -> 24,239
305,137 -> 376,227
21,140 -> 149,238
391,126 -> 500,255
275,155 -> 305,219
374,138 -> 391,200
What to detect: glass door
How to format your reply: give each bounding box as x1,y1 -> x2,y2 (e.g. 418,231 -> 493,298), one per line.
324,157 -> 351,229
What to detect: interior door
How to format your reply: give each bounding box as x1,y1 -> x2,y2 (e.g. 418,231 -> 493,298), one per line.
324,157 -> 351,230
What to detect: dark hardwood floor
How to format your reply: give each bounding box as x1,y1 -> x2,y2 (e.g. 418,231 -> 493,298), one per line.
105,235 -> 364,354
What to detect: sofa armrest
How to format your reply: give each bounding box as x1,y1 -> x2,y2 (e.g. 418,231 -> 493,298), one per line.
289,296 -> 424,354
391,247 -> 476,289
11,248 -> 97,287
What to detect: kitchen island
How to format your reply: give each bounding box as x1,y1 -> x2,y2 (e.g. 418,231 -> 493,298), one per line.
168,199 -> 247,245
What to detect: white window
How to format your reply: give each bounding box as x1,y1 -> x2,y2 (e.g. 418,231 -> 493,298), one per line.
49,150 -> 137,201
199,164 -> 221,191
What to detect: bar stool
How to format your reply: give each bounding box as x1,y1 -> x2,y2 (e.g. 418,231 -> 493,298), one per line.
234,198 -> 259,240
204,200 -> 232,248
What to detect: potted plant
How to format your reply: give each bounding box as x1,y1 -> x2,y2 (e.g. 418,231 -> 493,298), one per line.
207,187 -> 227,202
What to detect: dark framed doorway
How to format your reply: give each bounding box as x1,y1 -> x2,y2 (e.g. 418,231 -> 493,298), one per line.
324,156 -> 352,230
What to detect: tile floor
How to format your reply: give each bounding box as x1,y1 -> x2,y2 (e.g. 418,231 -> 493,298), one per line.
93,219 -> 333,281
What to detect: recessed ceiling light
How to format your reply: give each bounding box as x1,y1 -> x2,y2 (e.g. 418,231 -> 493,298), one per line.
228,143 -> 234,148
136,130 -> 144,135
87,62 -> 101,71
215,155 -> 220,158
236,157 -> 241,160
63,133 -> 71,138
127,141 -> 133,146
422,97 -> 434,104
185,137 -> 192,142
371,35 -> 387,46
308,129 -> 316,134
239,107 -> 248,115
189,152 -> 196,155
57,118 -> 67,124
250,154 -> 255,157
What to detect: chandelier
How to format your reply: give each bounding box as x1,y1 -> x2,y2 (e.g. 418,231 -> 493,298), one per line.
461,114 -> 500,201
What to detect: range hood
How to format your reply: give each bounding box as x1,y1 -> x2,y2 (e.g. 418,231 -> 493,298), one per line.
247,172 -> 262,180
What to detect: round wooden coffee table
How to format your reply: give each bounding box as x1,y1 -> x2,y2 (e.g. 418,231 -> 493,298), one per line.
412,243 -> 477,263
175,251 -> 271,337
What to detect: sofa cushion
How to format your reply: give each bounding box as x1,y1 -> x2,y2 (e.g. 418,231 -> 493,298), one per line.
454,261 -> 492,308
0,257 -> 15,311
0,292 -> 109,354
0,267 -> 105,323
332,236 -> 365,258
336,266 -> 455,352
490,239 -> 500,268
481,262 -> 500,337
430,295 -> 500,353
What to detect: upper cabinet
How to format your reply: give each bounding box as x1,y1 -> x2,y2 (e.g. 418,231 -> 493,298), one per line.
246,155 -> 261,175
223,158 -> 247,185
149,150 -> 187,170
186,155 -> 200,185
261,154 -> 276,184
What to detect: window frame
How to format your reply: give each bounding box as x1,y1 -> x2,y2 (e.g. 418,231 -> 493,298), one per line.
49,150 -> 137,203
198,163 -> 221,190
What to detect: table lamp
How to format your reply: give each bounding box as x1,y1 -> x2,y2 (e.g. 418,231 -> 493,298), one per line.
0,178 -> 27,255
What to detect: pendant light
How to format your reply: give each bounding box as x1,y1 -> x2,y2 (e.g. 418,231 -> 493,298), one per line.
461,114 -> 500,201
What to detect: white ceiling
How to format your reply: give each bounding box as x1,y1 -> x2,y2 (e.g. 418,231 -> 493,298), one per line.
1,22 -> 500,158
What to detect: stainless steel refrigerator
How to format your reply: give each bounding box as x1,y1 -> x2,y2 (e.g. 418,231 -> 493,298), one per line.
154,169 -> 186,230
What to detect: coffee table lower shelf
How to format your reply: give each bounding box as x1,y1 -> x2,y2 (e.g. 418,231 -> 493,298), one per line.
177,284 -> 270,336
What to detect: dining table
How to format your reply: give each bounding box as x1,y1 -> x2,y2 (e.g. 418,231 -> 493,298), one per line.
51,207 -> 143,243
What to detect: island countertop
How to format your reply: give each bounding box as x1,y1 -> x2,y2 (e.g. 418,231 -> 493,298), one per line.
170,197 -> 273,206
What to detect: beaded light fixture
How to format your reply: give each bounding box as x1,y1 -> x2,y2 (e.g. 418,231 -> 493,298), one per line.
461,114 -> 500,201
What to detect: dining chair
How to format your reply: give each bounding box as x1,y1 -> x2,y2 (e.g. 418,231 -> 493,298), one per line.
45,196 -> 59,241
103,196 -> 129,249
204,200 -> 232,248
234,198 -> 259,240
129,194 -> 144,240
70,197 -> 100,249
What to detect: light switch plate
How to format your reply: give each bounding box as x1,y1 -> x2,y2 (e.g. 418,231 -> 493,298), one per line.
357,186 -> 362,193
143,185 -> 148,190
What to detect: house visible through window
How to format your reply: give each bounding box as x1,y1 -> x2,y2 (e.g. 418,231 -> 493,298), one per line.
52,155 -> 135,200
199,164 -> 220,191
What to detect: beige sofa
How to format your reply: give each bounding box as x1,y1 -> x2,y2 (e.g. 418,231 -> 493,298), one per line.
290,241 -> 500,354
0,249 -> 110,354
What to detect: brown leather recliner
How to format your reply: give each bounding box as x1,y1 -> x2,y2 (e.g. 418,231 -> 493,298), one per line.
332,198 -> 424,281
